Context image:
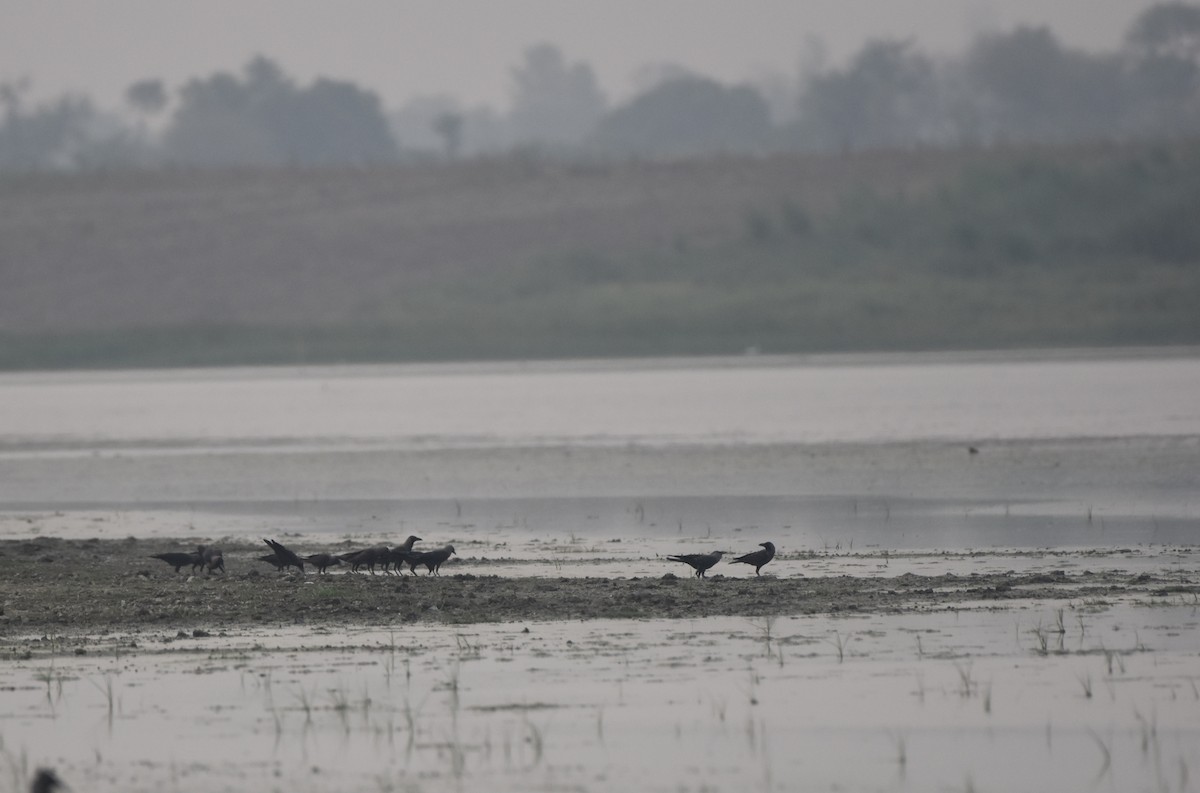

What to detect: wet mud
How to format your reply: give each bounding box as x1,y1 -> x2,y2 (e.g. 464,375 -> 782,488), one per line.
3,537 -> 1193,640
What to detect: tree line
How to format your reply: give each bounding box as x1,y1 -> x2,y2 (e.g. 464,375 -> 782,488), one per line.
1,2 -> 1198,170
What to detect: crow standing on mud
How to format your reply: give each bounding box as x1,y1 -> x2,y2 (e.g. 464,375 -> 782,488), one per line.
341,535 -> 421,574
386,535 -> 423,573
304,553 -> 343,574
149,551 -> 201,573
340,544 -> 389,574
198,545 -> 225,573
731,542 -> 776,576
407,544 -> 456,575
667,550 -> 724,578
257,553 -> 287,571
263,538 -> 305,572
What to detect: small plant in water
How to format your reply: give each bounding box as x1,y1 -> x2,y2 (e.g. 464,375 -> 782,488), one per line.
745,666 -> 761,705
710,695 -> 727,723
1031,622 -> 1049,656
88,674 -> 117,729
954,662 -> 975,698
523,716 -> 544,768
445,662 -> 461,715
748,615 -> 778,660
1087,729 -> 1112,782
1134,708 -> 1158,756
826,630 -> 852,663
294,687 -> 313,726
330,685 -> 351,733
892,732 -> 907,776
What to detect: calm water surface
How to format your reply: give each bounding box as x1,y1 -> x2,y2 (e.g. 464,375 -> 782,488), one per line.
4,350 -> 1200,448
2,350 -> 1198,548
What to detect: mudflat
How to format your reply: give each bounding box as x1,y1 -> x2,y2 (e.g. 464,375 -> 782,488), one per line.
3,537 -> 1194,640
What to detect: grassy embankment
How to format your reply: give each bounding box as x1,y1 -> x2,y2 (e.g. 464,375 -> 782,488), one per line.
1,141 -> 1198,369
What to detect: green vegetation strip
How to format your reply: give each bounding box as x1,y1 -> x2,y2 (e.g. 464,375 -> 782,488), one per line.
3,144 -> 1199,369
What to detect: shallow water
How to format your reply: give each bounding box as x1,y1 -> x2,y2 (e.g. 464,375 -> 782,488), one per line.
2,350 -> 1200,551
5,598 -> 1198,793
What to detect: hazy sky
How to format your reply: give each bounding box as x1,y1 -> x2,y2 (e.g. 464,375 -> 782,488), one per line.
1,0 -> 1165,113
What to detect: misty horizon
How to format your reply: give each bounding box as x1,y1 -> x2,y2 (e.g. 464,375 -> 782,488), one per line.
3,1 -> 1199,170
1,0 -> 1167,116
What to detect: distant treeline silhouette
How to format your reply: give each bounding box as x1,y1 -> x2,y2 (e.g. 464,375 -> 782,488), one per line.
1,2 -> 1198,170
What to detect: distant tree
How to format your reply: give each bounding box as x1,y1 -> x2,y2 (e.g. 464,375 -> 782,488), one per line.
391,95 -> 511,157
162,56 -> 397,166
125,79 -> 168,116
0,77 -> 30,114
752,67 -> 801,124
509,43 -> 607,147
1123,3 -> 1200,134
630,62 -> 696,95
391,94 -> 461,152
1125,2 -> 1200,60
592,75 -> 771,157
162,70 -> 277,165
964,27 -> 1125,142
433,111 -> 464,159
277,77 -> 398,165
795,39 -> 940,152
0,81 -> 96,170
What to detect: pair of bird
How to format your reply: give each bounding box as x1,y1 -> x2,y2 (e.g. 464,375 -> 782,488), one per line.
385,541 -> 456,576
667,541 -> 775,578
149,545 -> 224,574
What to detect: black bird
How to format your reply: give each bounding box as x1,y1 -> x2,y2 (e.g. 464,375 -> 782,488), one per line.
341,544 -> 389,574
198,545 -> 225,573
385,535 -> 423,573
30,768 -> 63,793
304,553 -> 343,574
337,548 -> 365,571
408,544 -> 456,575
258,553 -> 287,571
667,550 -> 724,578
731,542 -> 776,576
149,551 -> 201,573
263,538 -> 305,572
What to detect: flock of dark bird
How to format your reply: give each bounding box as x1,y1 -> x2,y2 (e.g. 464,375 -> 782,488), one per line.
150,536 -> 456,576
149,537 -> 775,578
